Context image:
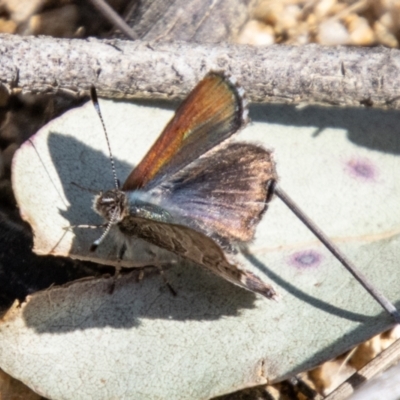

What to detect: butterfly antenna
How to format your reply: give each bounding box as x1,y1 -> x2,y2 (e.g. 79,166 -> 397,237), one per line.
90,87 -> 120,190
273,183 -> 400,324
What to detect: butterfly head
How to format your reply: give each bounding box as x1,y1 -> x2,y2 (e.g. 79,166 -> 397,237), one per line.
93,189 -> 128,224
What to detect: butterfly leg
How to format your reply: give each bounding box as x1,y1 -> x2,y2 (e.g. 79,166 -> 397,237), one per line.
141,247 -> 177,296
107,277 -> 116,294
156,265 -> 177,296
103,242 -> 128,295
118,242 -> 127,262
111,243 -> 126,281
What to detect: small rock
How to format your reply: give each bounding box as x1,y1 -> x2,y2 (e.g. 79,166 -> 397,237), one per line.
307,12 -> 317,28
330,2 -> 348,16
287,22 -> 310,45
317,19 -> 350,45
347,15 -> 375,46
379,11 -> 394,29
391,4 -> 400,30
2,0 -> 46,24
279,4 -> 301,30
23,4 -> 79,37
237,20 -> 275,46
309,357 -> 355,396
374,19 -> 398,47
315,0 -> 336,19
253,1 -> 284,26
0,17 -> 17,33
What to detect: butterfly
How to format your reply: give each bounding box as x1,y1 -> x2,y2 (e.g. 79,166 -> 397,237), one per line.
91,72 -> 278,299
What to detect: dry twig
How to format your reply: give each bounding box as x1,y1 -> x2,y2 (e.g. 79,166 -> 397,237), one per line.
1,34 -> 400,108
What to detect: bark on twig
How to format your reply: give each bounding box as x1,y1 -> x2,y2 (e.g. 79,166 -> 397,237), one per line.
1,34 -> 400,109
325,337 -> 400,400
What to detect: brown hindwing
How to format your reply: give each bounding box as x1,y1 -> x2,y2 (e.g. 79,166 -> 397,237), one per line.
118,216 -> 276,299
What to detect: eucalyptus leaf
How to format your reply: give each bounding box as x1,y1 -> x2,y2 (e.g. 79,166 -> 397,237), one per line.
2,98 -> 400,399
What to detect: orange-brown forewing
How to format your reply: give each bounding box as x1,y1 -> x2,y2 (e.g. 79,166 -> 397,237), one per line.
122,72 -> 247,191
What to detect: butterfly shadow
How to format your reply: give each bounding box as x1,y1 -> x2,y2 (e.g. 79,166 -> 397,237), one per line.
22,259 -> 264,333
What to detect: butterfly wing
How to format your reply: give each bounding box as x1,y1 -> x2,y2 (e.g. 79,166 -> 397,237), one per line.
119,72 -> 276,298
118,215 -> 276,299
122,72 -> 247,191
149,143 -> 277,246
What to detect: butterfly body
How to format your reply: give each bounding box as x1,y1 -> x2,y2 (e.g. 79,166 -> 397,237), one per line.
92,72 -> 278,299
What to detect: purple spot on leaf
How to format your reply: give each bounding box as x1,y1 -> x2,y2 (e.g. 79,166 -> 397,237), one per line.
345,158 -> 377,182
289,250 -> 322,270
